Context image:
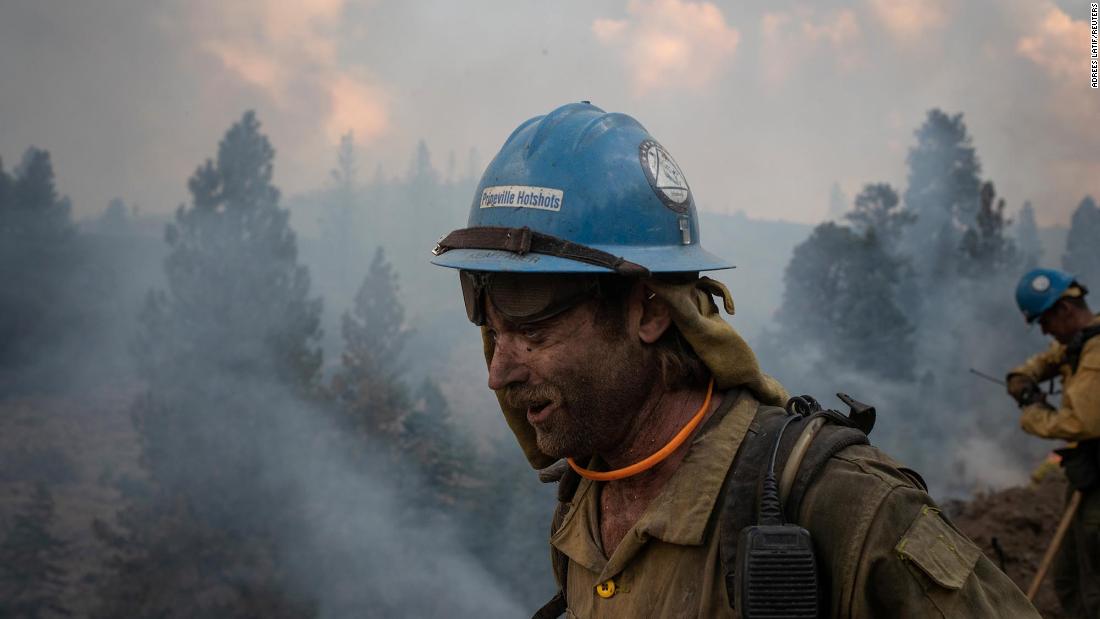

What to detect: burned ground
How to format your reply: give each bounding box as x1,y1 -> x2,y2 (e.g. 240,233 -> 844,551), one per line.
947,470 -> 1069,618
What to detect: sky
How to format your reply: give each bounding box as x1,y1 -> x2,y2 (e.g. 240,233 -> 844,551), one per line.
1,0 -> 1097,226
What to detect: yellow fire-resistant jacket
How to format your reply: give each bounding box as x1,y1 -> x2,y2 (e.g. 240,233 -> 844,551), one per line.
1010,314 -> 1100,441
552,390 -> 1040,618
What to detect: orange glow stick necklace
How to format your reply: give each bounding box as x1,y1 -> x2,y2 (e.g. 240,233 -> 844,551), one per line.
566,377 -> 715,482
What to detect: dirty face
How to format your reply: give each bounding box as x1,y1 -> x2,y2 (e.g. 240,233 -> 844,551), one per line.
1038,301 -> 1077,345
485,293 -> 659,459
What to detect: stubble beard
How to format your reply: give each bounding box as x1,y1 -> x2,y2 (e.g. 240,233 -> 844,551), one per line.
527,338 -> 658,460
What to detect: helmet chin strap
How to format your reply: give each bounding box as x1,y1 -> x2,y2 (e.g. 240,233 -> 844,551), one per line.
566,377 -> 715,482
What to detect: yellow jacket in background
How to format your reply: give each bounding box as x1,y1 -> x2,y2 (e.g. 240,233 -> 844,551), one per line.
1010,315 -> 1100,441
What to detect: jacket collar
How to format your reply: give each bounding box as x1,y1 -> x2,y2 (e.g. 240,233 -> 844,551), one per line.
551,389 -> 757,579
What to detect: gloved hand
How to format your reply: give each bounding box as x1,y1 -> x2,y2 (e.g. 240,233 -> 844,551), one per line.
1007,374 -> 1041,407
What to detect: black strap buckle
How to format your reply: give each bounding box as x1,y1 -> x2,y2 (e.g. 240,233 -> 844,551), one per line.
503,227 -> 533,255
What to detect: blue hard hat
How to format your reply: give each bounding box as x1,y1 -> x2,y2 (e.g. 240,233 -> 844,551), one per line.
1015,268 -> 1080,323
431,102 -> 733,274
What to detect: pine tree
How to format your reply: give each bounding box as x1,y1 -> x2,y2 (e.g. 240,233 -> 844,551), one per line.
845,182 -> 915,246
0,484 -> 70,618
959,181 -> 1016,276
408,140 -> 437,185
332,131 -> 358,191
826,182 -> 848,220
465,147 -> 480,182
322,131 -> 359,296
95,198 -> 132,234
777,222 -> 915,379
902,110 -> 982,277
149,111 -> 323,389
94,111 -> 321,617
929,219 -> 958,278
1014,201 -> 1042,268
2,149 -> 73,240
0,158 -> 10,209
402,378 -> 473,507
404,140 -> 440,230
904,110 -> 982,226
1063,195 -> 1100,288
0,148 -> 78,375
333,247 -> 410,437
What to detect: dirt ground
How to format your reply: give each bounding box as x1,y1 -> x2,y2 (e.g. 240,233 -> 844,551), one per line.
947,470 -> 1071,618
0,386 -> 144,616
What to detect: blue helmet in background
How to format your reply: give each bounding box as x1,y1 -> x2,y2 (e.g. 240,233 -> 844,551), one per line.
1015,268 -> 1084,323
431,102 -> 733,275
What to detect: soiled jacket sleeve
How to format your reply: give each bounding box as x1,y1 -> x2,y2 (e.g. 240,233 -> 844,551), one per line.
1018,339 -> 1100,441
799,444 -> 1040,619
1008,342 -> 1064,384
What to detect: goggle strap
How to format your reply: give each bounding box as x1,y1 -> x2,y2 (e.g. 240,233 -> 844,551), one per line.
435,226 -> 650,277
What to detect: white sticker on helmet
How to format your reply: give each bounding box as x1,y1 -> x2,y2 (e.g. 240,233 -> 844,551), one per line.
639,139 -> 692,214
1032,275 -> 1051,292
480,185 -> 563,211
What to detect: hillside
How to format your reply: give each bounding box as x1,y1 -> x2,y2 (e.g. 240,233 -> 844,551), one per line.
948,469 -> 1070,618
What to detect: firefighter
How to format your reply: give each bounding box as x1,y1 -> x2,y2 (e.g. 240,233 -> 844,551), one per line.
432,102 -> 1038,617
1009,268 -> 1100,617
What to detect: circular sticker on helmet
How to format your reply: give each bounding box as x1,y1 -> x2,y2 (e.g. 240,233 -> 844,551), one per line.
1032,275 -> 1051,292
639,139 -> 692,214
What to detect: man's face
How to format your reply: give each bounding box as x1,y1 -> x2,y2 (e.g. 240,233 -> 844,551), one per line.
484,290 -> 658,459
1038,301 -> 1077,344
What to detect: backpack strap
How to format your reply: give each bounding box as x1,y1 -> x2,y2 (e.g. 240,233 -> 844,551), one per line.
717,404 -> 790,600
531,593 -> 566,619
1067,324 -> 1100,373
718,401 -> 873,610
535,468 -> 581,619
781,414 -> 872,523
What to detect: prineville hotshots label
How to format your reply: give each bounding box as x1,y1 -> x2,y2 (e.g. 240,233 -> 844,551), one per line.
480,185 -> 563,211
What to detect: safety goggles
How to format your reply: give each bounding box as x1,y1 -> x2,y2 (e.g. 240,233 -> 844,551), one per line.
459,271 -> 602,326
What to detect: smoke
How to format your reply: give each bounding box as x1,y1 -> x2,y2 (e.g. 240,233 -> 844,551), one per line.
192,0 -> 390,145
760,7 -> 863,85
592,0 -> 740,94
1016,2 -> 1092,84
0,119 -> 561,616
865,0 -> 948,44
752,225 -> 1055,498
243,384 -> 529,618
3,1 -> 1098,226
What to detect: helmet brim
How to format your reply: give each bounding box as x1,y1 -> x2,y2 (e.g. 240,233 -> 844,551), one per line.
431,244 -> 734,274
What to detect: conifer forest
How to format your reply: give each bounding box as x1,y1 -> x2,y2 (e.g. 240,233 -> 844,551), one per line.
2,2 -> 1099,617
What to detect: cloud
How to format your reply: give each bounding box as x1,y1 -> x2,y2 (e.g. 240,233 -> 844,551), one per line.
592,0 -> 740,94
327,74 -> 389,143
994,1 -> 1100,226
866,0 -> 947,44
803,8 -> 861,49
1016,4 -> 1091,83
196,0 -> 389,145
591,18 -> 628,40
760,8 -> 864,85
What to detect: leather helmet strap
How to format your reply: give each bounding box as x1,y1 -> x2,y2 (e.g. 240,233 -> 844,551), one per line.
434,226 -> 651,277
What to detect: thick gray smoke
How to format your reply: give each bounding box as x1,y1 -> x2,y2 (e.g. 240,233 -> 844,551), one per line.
736,111 -> 1073,498
0,123 -> 557,617
1,103 -> 1092,618
231,383 -> 531,618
